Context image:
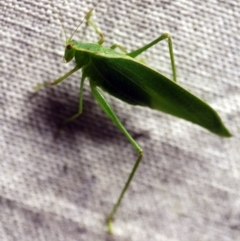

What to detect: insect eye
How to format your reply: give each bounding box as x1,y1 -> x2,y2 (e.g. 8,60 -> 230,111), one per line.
66,44 -> 72,49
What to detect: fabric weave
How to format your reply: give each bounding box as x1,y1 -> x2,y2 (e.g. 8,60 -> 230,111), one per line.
0,0 -> 239,240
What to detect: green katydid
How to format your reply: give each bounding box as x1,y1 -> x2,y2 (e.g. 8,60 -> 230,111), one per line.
36,1 -> 231,233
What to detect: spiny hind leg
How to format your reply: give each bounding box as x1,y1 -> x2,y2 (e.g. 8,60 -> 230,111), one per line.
90,80 -> 143,233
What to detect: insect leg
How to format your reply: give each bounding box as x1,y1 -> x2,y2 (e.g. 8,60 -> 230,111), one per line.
127,33 -> 177,82
58,72 -> 87,129
90,80 -> 143,234
86,10 -> 104,45
34,66 -> 80,90
110,44 -> 127,53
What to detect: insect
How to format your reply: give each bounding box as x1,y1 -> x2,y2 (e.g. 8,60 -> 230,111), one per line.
36,1 -> 231,234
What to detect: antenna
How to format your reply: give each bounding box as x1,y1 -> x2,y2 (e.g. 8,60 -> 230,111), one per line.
57,13 -> 67,43
69,0 -> 103,41
52,0 -> 68,42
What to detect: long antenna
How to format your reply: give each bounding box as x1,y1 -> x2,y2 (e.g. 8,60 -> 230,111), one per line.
69,0 -> 103,41
58,13 -> 67,43
52,0 -> 68,43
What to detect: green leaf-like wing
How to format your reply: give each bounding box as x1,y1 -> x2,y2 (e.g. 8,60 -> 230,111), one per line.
88,55 -> 231,137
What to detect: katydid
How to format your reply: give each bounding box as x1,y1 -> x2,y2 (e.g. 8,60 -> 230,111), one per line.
36,2 -> 231,234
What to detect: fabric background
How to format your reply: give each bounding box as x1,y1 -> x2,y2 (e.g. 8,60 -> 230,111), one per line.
0,0 -> 239,240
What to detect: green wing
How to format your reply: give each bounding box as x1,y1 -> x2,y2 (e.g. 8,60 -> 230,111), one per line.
87,54 -> 231,137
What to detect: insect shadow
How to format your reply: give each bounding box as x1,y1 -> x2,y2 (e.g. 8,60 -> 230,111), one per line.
28,86 -> 148,146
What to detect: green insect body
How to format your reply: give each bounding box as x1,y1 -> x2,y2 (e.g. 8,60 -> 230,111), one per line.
66,41 -> 231,137
37,6 -> 231,233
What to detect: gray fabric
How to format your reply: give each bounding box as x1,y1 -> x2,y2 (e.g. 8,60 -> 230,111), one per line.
0,0 -> 239,240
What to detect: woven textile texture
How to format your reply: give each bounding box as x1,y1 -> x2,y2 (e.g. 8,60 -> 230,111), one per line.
0,0 -> 239,240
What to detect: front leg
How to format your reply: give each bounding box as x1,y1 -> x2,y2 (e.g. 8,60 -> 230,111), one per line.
86,10 -> 105,45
